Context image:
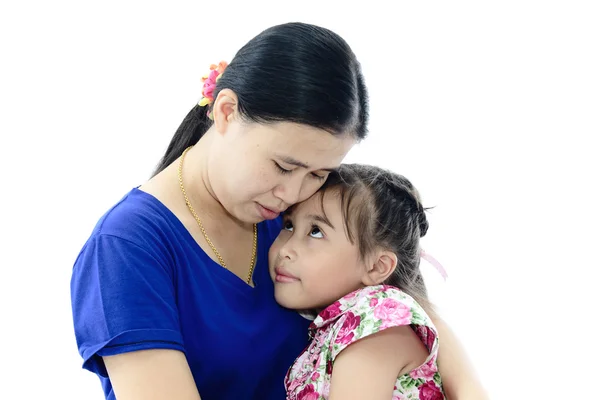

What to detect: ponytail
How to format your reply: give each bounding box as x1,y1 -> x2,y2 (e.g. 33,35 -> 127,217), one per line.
152,104 -> 212,177
152,22 -> 370,176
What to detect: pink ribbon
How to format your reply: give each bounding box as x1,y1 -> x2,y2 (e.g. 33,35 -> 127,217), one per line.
420,249 -> 448,281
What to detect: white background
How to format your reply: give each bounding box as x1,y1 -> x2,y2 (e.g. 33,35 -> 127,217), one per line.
1,1 -> 598,399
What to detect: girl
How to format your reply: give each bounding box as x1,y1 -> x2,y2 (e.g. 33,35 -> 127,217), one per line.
270,164 -> 446,399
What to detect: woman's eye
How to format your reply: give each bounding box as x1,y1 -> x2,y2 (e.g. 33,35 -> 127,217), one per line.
309,225 -> 324,239
283,221 -> 294,231
311,173 -> 327,181
274,162 -> 293,175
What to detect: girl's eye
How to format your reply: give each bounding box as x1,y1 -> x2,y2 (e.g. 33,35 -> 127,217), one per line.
283,220 -> 294,231
309,225 -> 324,239
274,162 -> 293,175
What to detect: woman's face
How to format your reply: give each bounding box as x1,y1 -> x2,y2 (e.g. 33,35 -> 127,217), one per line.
208,120 -> 356,224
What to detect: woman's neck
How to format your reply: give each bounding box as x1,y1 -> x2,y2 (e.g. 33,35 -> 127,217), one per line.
143,129 -> 250,233
180,131 -> 249,230
140,129 -> 257,279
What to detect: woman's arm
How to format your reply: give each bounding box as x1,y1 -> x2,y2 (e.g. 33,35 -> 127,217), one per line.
104,349 -> 201,400
329,326 -> 428,400
433,317 -> 489,400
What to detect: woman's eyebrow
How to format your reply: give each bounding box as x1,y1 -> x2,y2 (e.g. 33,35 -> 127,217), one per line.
276,155 -> 338,172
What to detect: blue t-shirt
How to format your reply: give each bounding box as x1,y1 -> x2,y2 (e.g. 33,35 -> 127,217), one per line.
70,188 -> 310,399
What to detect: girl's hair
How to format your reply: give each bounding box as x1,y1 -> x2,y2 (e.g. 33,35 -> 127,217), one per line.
152,22 -> 369,176
319,164 -> 433,313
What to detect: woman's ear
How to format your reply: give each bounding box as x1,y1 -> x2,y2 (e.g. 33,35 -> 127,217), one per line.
212,89 -> 239,134
361,250 -> 397,286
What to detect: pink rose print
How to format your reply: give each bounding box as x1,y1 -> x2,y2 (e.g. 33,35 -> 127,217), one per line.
287,377 -> 303,395
414,326 -> 436,352
308,351 -> 321,371
312,332 -> 327,350
320,301 -> 343,320
367,286 -> 386,296
326,359 -> 333,375
426,329 -> 436,351
418,380 -> 444,400
334,312 -> 361,345
301,354 -> 313,370
343,291 -> 357,300
287,286 -> 443,400
297,383 -> 319,400
322,380 -> 331,397
410,356 -> 438,380
373,298 -> 412,329
292,353 -> 307,375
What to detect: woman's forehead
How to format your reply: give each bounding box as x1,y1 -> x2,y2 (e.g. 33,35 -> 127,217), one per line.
254,122 -> 356,167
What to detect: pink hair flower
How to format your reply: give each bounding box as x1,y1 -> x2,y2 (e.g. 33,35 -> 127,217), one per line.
198,61 -> 228,108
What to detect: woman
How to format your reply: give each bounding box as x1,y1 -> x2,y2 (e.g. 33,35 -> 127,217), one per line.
71,22 -> 485,400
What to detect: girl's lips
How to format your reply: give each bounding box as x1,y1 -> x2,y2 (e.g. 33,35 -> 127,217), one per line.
274,267 -> 299,283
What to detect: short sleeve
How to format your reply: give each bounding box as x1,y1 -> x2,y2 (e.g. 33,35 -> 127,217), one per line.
70,233 -> 184,376
329,287 -> 436,360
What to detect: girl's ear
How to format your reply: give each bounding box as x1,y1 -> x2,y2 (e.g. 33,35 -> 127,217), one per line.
361,250 -> 397,286
212,89 -> 239,134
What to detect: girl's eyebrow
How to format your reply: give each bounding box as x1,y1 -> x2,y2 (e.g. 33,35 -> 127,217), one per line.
305,213 -> 335,230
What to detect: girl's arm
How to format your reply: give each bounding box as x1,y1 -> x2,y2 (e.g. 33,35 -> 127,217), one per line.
433,317 -> 489,400
104,349 -> 202,400
329,326 -> 428,400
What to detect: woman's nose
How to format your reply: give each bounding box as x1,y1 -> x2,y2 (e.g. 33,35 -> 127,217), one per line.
273,177 -> 304,207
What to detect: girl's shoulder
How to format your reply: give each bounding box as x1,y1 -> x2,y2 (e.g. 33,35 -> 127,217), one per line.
346,285 -> 434,328
312,285 -> 438,359
315,285 -> 434,329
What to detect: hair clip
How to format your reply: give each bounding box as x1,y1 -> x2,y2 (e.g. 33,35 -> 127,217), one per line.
198,61 -> 228,119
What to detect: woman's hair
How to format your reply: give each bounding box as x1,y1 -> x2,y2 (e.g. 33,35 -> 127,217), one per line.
153,22 -> 369,176
318,164 -> 433,313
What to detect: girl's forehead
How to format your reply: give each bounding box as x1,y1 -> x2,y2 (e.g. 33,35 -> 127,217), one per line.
290,190 -> 341,217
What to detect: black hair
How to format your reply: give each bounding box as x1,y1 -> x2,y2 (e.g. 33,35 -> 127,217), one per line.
152,22 -> 369,176
318,164 -> 433,313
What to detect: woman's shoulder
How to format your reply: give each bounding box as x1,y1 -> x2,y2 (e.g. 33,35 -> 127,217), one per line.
88,187 -> 180,243
71,187 -> 188,273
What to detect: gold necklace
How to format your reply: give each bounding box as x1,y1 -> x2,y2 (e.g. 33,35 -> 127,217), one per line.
178,146 -> 257,284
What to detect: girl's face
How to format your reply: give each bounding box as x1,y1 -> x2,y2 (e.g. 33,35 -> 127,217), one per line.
268,190 -> 367,310
209,120 -> 355,224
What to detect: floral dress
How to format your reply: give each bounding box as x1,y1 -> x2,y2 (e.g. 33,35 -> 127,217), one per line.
285,285 -> 445,400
